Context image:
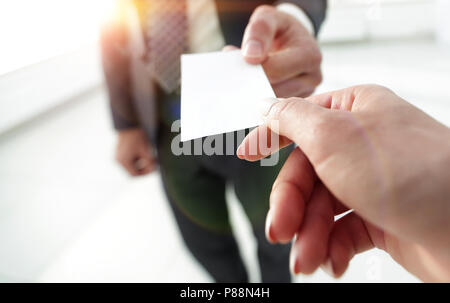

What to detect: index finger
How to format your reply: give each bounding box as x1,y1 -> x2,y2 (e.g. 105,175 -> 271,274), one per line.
263,42 -> 322,84
237,93 -> 332,161
267,147 -> 316,243
242,5 -> 290,64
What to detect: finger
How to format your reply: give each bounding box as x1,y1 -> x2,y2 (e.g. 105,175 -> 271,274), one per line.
135,157 -> 157,175
290,183 -> 335,275
305,92 -> 334,108
266,148 -> 316,243
272,72 -> 322,98
322,212 -> 382,278
222,45 -> 239,52
242,5 -> 290,64
137,162 -> 157,175
333,199 -> 350,216
136,148 -> 157,174
263,46 -> 322,84
237,97 -> 334,162
236,125 -> 292,162
120,158 -> 140,176
305,85 -> 388,111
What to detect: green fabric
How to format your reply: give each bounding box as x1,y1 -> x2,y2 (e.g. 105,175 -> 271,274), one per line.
157,124 -> 292,235
158,90 -> 181,127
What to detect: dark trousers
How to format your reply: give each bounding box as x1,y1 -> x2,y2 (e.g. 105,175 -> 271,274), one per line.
156,124 -> 292,282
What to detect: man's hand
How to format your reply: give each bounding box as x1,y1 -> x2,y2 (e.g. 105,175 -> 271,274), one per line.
116,128 -> 157,176
237,85 -> 450,281
242,5 -> 322,98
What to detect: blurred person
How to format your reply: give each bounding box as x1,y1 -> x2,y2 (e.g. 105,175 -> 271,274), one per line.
237,85 -> 450,282
100,0 -> 326,282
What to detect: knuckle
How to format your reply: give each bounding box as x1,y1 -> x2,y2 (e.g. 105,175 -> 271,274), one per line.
248,17 -> 272,37
310,112 -> 346,147
359,84 -> 384,90
311,49 -> 323,66
315,112 -> 358,147
299,87 -> 315,98
351,84 -> 394,108
306,113 -> 340,164
312,112 -> 333,136
115,152 -> 123,163
249,5 -> 276,33
253,5 -> 275,17
355,84 -> 389,95
313,71 -> 323,86
271,97 -> 300,120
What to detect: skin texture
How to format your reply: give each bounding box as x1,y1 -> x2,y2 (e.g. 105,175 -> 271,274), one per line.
116,4 -> 323,177
241,5 -> 322,98
237,85 -> 450,282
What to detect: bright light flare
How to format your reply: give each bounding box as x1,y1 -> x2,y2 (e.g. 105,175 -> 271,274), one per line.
0,0 -> 119,75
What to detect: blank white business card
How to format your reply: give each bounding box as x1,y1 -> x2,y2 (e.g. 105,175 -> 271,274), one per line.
181,50 -> 276,142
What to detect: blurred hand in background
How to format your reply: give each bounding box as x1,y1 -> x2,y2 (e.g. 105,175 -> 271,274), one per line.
116,128 -> 157,177
241,5 -> 322,98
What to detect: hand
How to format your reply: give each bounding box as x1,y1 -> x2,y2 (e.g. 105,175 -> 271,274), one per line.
116,128 -> 157,176
237,85 -> 450,281
241,5 -> 322,98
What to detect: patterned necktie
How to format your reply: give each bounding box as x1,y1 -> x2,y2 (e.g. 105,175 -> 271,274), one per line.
146,0 -> 188,93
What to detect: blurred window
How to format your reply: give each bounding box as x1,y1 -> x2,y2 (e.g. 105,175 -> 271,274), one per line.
0,0 -> 112,76
321,0 -> 436,42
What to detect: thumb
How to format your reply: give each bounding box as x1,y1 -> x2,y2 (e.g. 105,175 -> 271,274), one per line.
242,6 -> 288,64
237,97 -> 339,164
264,98 -> 331,155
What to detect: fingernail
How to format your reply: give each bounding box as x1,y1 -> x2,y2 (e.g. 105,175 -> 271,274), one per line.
265,210 -> 276,243
290,252 -> 300,275
321,259 -> 335,277
243,40 -> 263,58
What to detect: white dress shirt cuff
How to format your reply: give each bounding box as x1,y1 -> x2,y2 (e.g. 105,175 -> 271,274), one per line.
277,3 -> 315,36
